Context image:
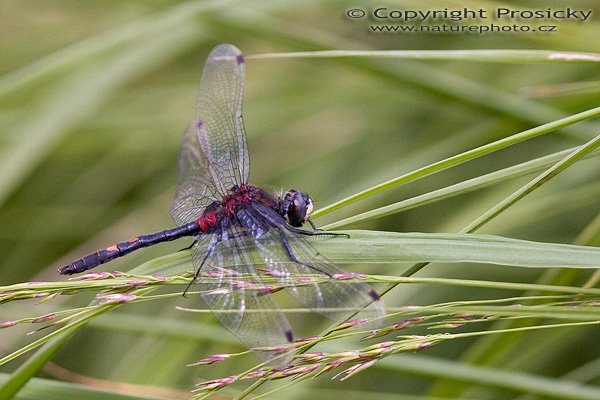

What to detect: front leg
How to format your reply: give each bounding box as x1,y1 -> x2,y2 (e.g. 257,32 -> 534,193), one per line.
286,222 -> 350,239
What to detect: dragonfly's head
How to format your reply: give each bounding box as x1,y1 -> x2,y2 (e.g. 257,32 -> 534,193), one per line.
282,189 -> 314,227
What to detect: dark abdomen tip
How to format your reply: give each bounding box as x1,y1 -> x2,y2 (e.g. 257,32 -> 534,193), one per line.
57,264 -> 76,275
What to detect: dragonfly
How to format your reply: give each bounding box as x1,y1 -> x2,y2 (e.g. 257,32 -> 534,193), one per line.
59,44 -> 385,361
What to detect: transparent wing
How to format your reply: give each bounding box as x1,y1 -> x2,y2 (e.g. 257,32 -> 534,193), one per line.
254,230 -> 385,325
195,226 -> 295,364
170,125 -> 221,225
170,44 -> 249,225
196,44 -> 249,193
248,203 -> 385,325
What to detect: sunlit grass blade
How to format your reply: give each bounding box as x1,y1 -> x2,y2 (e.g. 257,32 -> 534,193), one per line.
248,49 -> 600,63
318,231 -> 600,269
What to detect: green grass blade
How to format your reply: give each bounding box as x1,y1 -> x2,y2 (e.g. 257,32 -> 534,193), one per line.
319,231 -> 600,268
248,49 -> 600,63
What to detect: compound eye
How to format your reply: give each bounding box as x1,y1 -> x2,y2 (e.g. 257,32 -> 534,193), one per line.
285,190 -> 312,227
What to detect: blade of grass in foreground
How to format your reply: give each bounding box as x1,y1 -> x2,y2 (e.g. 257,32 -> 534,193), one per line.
2,231 -> 595,288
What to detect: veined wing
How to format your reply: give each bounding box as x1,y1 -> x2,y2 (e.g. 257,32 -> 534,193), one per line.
247,202 -> 385,325
170,44 -> 249,225
196,44 -> 249,194
254,229 -> 385,326
170,124 -> 221,225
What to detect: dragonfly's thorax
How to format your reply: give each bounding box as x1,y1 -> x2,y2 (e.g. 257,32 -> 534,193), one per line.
222,184 -> 277,216
195,185 -> 279,233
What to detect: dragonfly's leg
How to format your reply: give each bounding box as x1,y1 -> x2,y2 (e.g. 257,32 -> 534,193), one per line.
285,224 -> 350,239
307,219 -> 320,231
277,229 -> 331,277
179,240 -> 197,251
183,235 -> 218,297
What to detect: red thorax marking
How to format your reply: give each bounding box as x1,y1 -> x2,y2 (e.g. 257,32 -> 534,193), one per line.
196,185 -> 261,232
197,211 -> 218,232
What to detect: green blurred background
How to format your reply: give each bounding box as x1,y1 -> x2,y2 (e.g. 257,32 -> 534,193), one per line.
1,1 -> 600,399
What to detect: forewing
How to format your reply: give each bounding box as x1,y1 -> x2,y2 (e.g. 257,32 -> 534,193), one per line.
195,227 -> 294,364
170,44 -> 249,225
196,44 -> 249,193
170,125 -> 221,225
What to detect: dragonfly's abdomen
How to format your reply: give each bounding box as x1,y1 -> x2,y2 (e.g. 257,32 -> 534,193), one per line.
58,221 -> 201,275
